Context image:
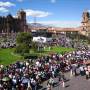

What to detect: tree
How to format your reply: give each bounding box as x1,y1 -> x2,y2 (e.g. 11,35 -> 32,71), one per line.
15,44 -> 29,55
16,32 -> 32,47
32,42 -> 38,51
15,32 -> 32,55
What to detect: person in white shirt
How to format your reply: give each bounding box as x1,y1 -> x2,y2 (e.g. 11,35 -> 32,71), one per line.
79,66 -> 85,76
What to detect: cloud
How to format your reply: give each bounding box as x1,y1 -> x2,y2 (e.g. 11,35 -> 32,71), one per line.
51,0 -> 56,3
0,1 -> 15,7
0,7 -> 9,13
30,20 -> 81,27
25,9 -> 52,17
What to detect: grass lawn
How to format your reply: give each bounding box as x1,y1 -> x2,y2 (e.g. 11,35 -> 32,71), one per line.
0,46 -> 75,66
31,46 -> 75,56
0,48 -> 23,66
43,46 -> 74,55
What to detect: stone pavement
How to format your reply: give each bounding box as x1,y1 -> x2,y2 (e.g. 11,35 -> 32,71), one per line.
39,72 -> 90,90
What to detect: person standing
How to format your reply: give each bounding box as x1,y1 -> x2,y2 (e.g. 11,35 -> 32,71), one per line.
59,72 -> 65,88
27,81 -> 32,90
47,82 -> 51,90
79,65 -> 85,76
62,79 -> 65,88
48,77 -> 54,87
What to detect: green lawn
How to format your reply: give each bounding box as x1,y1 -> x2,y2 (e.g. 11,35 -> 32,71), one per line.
44,46 -> 74,54
30,46 -> 75,56
0,46 -> 74,66
0,48 -> 23,66
52,46 -> 74,53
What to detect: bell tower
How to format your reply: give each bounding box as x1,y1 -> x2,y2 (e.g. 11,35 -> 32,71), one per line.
82,10 -> 90,36
82,10 -> 89,23
17,9 -> 27,32
17,9 -> 26,21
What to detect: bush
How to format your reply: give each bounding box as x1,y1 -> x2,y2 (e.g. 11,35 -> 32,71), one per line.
32,42 -> 38,51
24,53 -> 38,59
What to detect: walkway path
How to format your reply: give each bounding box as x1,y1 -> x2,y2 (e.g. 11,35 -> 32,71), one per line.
40,72 -> 90,90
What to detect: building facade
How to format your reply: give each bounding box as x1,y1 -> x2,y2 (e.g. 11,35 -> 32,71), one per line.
0,9 -> 27,34
82,10 -> 90,36
0,9 -> 89,37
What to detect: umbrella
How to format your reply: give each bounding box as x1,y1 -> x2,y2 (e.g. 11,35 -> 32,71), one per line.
22,78 -> 29,84
2,77 -> 10,82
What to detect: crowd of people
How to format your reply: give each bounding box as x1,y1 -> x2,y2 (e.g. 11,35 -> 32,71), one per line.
47,34 -> 73,48
0,47 -> 90,90
0,33 -> 90,90
0,35 -> 16,48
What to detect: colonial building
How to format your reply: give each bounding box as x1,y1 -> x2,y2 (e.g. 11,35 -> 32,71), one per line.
0,9 -> 89,38
82,10 -> 90,36
0,9 -> 28,34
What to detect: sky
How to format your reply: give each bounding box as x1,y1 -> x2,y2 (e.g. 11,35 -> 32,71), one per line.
0,0 -> 90,27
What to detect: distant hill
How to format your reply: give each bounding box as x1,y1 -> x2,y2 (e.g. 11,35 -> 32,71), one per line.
28,23 -> 50,28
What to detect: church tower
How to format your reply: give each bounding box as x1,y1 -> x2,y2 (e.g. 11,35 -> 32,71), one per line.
81,10 -> 90,36
17,9 -> 27,32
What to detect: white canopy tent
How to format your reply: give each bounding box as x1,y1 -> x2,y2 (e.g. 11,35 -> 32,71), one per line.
33,36 -> 47,43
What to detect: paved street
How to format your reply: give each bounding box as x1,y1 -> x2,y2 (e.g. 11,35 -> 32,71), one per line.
40,72 -> 90,90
